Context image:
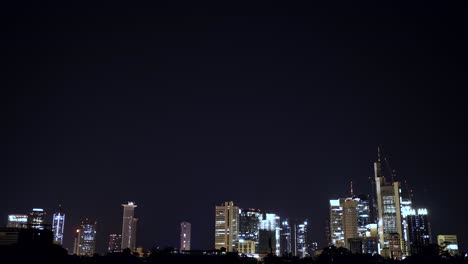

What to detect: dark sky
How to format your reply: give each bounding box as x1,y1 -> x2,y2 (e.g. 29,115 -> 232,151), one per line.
2,1 -> 467,254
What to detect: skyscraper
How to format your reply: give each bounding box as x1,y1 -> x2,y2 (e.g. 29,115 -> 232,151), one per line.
108,234 -> 122,252
342,198 -> 358,249
180,221 -> 191,251
238,208 -> 261,254
28,208 -> 46,230
406,208 -> 431,255
215,201 -> 239,252
437,234 -> 459,256
374,149 -> 403,258
258,213 -> 280,256
121,201 -> 137,251
74,218 -> 97,256
329,199 -> 344,247
52,205 -> 65,245
354,194 -> 370,238
7,214 -> 28,228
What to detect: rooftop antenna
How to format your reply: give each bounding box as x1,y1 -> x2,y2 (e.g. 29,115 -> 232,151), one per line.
350,180 -> 354,197
384,157 -> 396,183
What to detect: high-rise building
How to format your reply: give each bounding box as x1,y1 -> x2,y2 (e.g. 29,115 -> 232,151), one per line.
374,149 -> 403,259
437,235 -> 459,256
7,214 -> 28,228
121,202 -> 137,251
215,201 -> 239,252
342,198 -> 358,249
281,218 -> 310,257
108,234 -> 122,252
354,194 -> 370,238
28,208 -> 46,230
406,208 -> 431,255
363,223 -> 379,255
258,213 -> 281,256
329,199 -> 344,247
280,219 -> 292,256
52,206 -> 65,245
238,208 -> 261,255
74,218 -> 97,256
180,221 -> 191,251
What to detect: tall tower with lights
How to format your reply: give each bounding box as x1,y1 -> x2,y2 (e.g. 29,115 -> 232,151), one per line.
52,205 -> 65,245
121,202 -> 138,251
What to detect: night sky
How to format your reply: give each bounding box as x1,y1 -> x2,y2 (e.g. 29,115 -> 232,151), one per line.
2,1 -> 467,254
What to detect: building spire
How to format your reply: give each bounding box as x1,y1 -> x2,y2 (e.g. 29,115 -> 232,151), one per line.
377,145 -> 381,162
350,180 -> 354,197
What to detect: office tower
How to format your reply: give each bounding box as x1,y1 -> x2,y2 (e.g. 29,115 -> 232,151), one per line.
215,201 -> 239,252
108,234 -> 122,252
342,198 -> 358,249
374,149 -> 403,258
73,228 -> 82,255
180,221 -> 191,251
280,219 -> 292,256
293,219 -> 308,258
238,208 -> 261,255
329,199 -> 344,247
437,235 -> 459,256
52,206 -> 65,245
258,213 -> 281,256
121,201 -> 137,251
354,194 -> 370,238
363,223 -> 379,255
76,218 -> 97,256
28,208 -> 46,230
388,233 -> 402,260
7,214 -> 28,228
406,208 -> 431,255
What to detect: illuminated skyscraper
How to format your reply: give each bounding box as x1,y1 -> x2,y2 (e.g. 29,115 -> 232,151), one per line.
74,218 -> 97,256
406,208 -> 431,255
342,198 -> 358,248
52,205 -> 65,245
108,234 -> 122,252
180,221 -> 191,250
374,149 -> 403,258
329,199 -> 344,247
258,213 -> 281,256
280,219 -> 292,256
121,202 -> 137,251
215,201 -> 239,252
7,214 -> 28,228
354,194 -> 370,238
238,208 -> 261,254
28,208 -> 46,230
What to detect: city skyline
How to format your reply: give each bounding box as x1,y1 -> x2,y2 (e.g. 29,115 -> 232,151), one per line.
3,0 -> 467,257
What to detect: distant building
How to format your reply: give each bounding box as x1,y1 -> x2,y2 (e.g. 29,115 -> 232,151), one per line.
406,208 -> 431,255
348,238 -> 363,254
329,199 -> 344,247
280,218 -> 310,257
354,194 -> 370,238
363,223 -> 379,255
280,219 -> 292,256
387,233 -> 402,260
52,206 -> 65,245
74,218 -> 97,256
7,214 -> 28,228
180,221 -> 191,250
215,201 -> 239,252
238,208 -> 261,254
342,198 -> 358,249
108,234 -> 122,252
28,208 -> 46,230
374,149 -> 404,258
258,213 -> 280,256
437,235 -> 459,256
121,202 -> 138,251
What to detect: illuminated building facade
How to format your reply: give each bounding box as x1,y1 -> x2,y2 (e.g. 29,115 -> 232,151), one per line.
180,221 -> 191,250
406,208 -> 431,255
354,194 -> 370,238
342,198 -> 358,249
28,208 -> 46,230
121,202 -> 137,251
329,199 -> 344,247
74,218 -> 97,256
215,201 -> 239,252
52,206 -> 65,245
7,214 -> 28,228
258,213 -> 281,256
108,234 -> 122,252
374,150 -> 403,258
437,235 -> 459,256
280,219 -> 292,256
238,208 -> 261,254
